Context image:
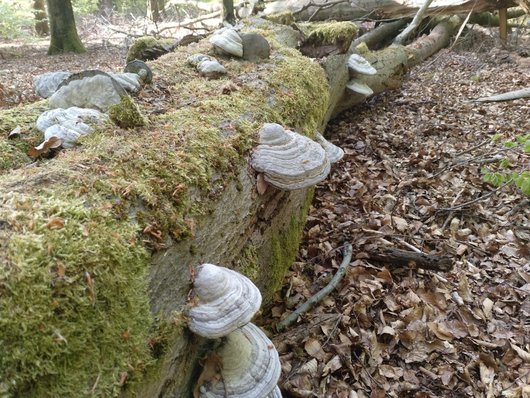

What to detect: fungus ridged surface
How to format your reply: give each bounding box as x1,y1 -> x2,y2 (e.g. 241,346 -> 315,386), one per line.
187,53 -> 212,67
267,386 -> 283,397
314,132 -> 344,164
250,123 -> 331,190
36,107 -> 108,148
198,323 -> 281,398
188,263 -> 262,339
346,79 -> 374,96
209,27 -> 243,58
347,54 -> 377,75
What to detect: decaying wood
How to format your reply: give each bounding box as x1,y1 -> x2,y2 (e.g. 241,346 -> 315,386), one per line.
368,248 -> 454,271
276,244 -> 353,332
262,0 -> 518,21
393,0 -> 435,45
472,87 -> 530,102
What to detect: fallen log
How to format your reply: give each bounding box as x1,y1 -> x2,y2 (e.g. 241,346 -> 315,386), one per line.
262,0 -> 519,21
0,20 -> 326,397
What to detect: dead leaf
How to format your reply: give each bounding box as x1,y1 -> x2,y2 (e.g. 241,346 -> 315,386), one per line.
28,136 -> 62,158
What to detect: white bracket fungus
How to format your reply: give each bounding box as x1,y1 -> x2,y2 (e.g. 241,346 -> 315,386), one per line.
347,54 -> 377,75
250,123 -> 331,191
209,27 -> 243,58
198,323 -> 281,398
187,53 -> 213,67
314,132 -> 344,164
36,107 -> 108,148
346,79 -> 374,96
188,263 -> 262,339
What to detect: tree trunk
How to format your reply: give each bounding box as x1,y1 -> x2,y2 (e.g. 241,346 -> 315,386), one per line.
34,0 -> 49,37
46,0 -> 85,55
98,0 -> 113,18
150,0 -> 161,22
223,0 -> 236,24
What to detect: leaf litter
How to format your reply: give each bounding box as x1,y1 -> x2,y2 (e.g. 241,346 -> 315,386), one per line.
260,37 -> 529,398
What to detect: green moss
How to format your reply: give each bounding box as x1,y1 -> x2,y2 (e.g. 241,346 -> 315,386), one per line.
0,193 -> 151,397
268,47 -> 329,135
267,189 -> 314,297
0,28 -> 330,397
126,36 -> 175,62
355,42 -> 370,55
108,96 -> 147,129
265,11 -> 295,25
236,244 -> 260,280
299,21 -> 358,46
0,101 -> 49,172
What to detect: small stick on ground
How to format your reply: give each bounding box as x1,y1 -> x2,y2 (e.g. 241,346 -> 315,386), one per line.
367,247 -> 453,272
276,243 -> 353,332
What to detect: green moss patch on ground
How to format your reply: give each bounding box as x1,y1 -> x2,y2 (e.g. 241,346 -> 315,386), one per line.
0,101 -> 49,172
126,36 -> 176,62
0,27 -> 329,397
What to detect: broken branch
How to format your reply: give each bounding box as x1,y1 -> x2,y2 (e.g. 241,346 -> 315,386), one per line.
276,243 -> 353,332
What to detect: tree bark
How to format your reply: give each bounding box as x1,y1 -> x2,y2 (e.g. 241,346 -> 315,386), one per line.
34,0 -> 49,37
150,0 -> 161,22
223,0 -> 236,24
46,0 -> 85,55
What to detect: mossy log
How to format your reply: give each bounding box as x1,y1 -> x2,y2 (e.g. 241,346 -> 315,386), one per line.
0,20 -> 327,397
326,16 -> 462,119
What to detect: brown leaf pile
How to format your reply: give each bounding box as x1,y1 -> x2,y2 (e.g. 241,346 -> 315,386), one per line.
261,41 -> 530,398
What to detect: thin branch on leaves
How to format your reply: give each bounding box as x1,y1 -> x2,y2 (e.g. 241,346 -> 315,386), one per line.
438,183 -> 509,211
276,243 -> 353,332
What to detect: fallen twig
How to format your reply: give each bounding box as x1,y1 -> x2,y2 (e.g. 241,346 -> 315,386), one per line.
367,247 -> 453,272
276,243 -> 353,332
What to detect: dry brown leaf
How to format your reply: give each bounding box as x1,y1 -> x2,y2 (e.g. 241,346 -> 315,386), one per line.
28,136 -> 62,158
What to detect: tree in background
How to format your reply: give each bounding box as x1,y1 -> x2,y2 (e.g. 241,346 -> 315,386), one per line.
46,0 -> 85,54
222,0 -> 235,25
33,0 -> 49,36
98,0 -> 114,17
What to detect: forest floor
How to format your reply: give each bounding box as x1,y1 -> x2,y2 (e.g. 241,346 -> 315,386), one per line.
0,20 -> 529,398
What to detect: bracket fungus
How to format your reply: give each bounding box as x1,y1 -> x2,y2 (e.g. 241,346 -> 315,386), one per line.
315,132 -> 344,163
196,59 -> 227,79
250,123 -> 331,191
188,263 -> 262,339
346,78 -> 374,97
187,53 -> 212,67
210,27 -> 243,58
197,323 -> 281,398
36,107 -> 108,148
347,54 -> 377,76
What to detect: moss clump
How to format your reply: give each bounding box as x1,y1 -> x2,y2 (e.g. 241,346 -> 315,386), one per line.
126,36 -> 175,62
236,244 -> 260,280
300,21 -> 358,45
0,193 -> 151,397
108,96 -> 147,129
268,47 -> 330,135
265,11 -> 295,25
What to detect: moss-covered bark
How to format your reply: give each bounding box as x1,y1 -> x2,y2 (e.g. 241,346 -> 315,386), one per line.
0,20 -> 329,397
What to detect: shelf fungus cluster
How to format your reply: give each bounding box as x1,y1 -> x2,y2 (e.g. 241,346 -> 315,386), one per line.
209,27 -> 270,61
188,263 -> 282,397
35,107 -> 108,148
250,123 -> 344,192
346,54 -> 377,97
187,53 -> 227,79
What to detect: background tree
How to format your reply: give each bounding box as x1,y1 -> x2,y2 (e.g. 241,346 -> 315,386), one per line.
34,0 -> 49,36
46,0 -> 85,55
98,0 -> 114,17
223,0 -> 236,25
